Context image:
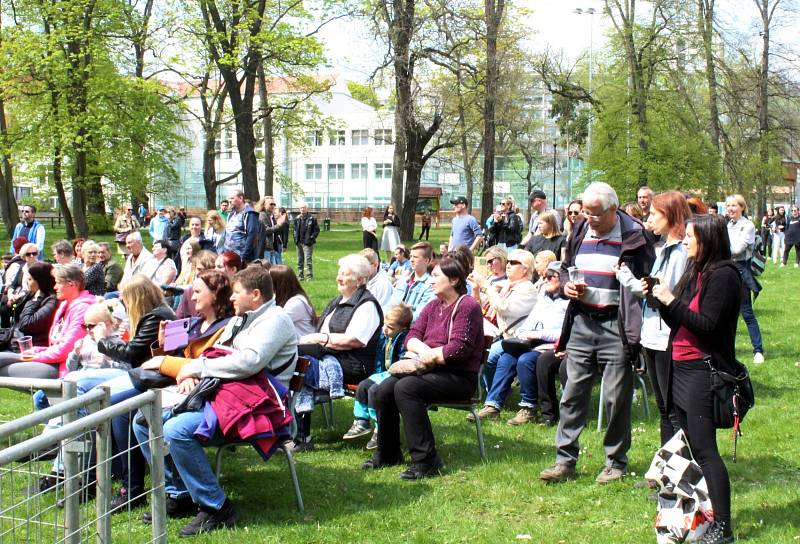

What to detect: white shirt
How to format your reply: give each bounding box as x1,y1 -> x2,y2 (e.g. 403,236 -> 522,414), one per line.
361,217 -> 377,233
320,301 -> 381,346
284,294 -> 317,338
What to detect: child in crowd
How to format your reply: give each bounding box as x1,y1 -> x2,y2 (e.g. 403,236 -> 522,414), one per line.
342,304 -> 413,449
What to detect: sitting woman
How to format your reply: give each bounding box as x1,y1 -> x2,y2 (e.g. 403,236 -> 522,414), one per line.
531,250 -> 557,289
85,275 -> 176,508
479,261 -> 569,424
468,249 -> 537,397
291,254 -> 383,452
151,239 -> 178,286
15,261 -> 58,347
364,255 -> 484,479
523,211 -> 565,260
174,239 -> 202,284
82,240 -> 106,296
0,264 -> 95,378
214,251 -> 244,277
269,264 -> 317,338
173,250 -> 217,319
483,246 -> 508,284
2,241 -> 39,326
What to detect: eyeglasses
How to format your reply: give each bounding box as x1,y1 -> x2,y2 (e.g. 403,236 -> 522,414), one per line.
84,323 -> 99,331
24,252 -> 38,257
583,209 -> 609,221
568,210 -> 581,216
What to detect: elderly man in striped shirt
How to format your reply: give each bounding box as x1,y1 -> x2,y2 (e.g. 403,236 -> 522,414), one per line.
539,182 -> 654,485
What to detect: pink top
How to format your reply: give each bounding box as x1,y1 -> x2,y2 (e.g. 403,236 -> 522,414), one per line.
672,276 -> 704,362
28,291 -> 96,376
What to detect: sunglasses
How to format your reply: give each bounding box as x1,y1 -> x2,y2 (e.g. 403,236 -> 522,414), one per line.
487,258 -> 499,265
84,323 -> 99,331
24,252 -> 38,257
22,210 -> 33,214
507,260 -> 523,266
568,210 -> 581,216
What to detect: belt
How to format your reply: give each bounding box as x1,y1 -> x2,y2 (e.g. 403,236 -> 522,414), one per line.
577,305 -> 618,321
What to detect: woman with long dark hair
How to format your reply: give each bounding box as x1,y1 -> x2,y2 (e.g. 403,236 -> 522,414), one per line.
380,205 -> 402,261
269,264 -> 316,338
15,261 -> 58,346
649,214 -> 741,544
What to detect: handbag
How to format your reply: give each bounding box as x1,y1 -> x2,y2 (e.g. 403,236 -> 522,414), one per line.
389,295 -> 466,378
500,337 -> 546,358
129,367 -> 175,391
750,249 -> 766,277
705,356 -> 755,461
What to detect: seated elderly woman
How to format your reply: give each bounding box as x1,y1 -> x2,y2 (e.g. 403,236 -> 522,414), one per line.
290,254 -> 383,452
363,255 -> 484,480
475,260 -> 569,423
467,248 -> 537,395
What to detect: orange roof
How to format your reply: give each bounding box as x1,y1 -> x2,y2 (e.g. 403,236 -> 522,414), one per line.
162,74 -> 338,98
419,187 -> 443,198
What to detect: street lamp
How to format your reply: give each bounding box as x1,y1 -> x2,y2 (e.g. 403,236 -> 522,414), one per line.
574,7 -> 595,181
552,141 -> 558,207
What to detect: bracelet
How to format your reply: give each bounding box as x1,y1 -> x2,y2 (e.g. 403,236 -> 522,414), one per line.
322,333 -> 330,347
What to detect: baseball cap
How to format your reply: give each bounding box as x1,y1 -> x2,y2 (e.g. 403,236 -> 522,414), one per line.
529,190 -> 547,201
450,196 -> 468,206
546,261 -> 562,275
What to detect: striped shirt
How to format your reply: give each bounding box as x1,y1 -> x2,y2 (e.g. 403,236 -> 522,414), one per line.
575,220 -> 622,309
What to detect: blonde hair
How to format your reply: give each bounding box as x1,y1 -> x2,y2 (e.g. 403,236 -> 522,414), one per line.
725,194 -> 748,215
121,275 -> 164,336
206,210 -> 225,232
534,250 -> 557,270
84,303 -> 114,326
537,211 -> 561,238
484,246 -> 508,267
508,249 -> 535,280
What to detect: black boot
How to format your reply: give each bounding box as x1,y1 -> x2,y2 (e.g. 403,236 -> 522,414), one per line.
179,498 -> 239,537
701,519 -> 734,543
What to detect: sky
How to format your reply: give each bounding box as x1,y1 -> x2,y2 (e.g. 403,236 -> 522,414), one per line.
317,0 -> 795,84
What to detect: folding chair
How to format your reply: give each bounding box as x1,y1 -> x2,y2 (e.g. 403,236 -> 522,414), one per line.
213,357 -> 309,513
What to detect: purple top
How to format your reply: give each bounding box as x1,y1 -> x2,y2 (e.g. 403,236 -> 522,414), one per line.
406,295 -> 484,374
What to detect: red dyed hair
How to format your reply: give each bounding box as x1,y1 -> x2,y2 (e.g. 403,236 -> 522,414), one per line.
652,191 -> 692,239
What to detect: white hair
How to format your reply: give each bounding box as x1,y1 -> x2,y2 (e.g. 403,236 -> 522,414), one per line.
338,254 -> 371,283
126,231 -> 143,244
582,182 -> 619,212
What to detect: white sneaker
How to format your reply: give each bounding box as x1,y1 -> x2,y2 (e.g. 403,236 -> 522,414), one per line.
795,263 -> 798,268
753,353 -> 765,364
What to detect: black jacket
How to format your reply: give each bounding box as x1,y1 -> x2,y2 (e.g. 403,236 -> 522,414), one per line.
16,293 -> 58,346
98,304 -> 176,368
258,212 -> 285,253
785,215 -> 800,246
659,261 -> 742,373
557,211 -> 655,351
293,213 -> 320,246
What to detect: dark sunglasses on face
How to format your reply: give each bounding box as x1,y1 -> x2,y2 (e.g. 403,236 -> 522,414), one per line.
508,260 -> 523,266
24,252 -> 38,257
568,210 -> 581,216
84,323 -> 99,331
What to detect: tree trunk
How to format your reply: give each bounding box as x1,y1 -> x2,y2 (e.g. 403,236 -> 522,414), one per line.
698,0 -> 722,199
0,97 -> 19,236
53,147 -> 75,239
389,0 -> 413,213
203,133 -> 218,210
481,0 -> 505,224
257,64 -> 274,196
756,0 -> 770,219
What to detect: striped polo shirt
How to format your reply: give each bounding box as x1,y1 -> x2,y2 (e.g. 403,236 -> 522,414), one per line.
575,220 -> 622,309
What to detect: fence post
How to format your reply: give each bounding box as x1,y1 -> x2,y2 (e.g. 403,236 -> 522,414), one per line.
94,386 -> 112,544
148,391 -> 168,543
62,380 -> 81,544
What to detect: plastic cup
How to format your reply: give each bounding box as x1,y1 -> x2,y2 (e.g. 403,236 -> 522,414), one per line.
17,336 -> 33,355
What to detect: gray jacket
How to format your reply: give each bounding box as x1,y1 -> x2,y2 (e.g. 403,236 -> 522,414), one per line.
183,298 -> 298,386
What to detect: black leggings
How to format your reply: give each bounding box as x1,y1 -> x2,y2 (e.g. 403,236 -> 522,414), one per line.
672,359 -> 731,524
643,348 -> 680,446
782,242 -> 800,265
418,226 -> 430,240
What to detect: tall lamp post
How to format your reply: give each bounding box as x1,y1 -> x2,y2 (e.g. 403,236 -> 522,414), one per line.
552,141 -> 558,208
574,7 -> 595,181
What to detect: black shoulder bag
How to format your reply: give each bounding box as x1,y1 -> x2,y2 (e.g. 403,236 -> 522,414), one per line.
705,355 -> 755,462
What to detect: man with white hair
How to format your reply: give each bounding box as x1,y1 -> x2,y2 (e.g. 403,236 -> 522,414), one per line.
539,182 -> 654,485
119,232 -> 156,289
293,202 -> 320,281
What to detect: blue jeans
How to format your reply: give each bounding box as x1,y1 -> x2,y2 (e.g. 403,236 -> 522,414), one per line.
133,410 -> 226,510
516,351 -> 541,408
480,340 -> 504,393
263,250 -> 280,265
740,288 -> 763,354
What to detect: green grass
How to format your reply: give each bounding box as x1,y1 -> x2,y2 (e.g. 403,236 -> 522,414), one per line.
1,225 -> 799,542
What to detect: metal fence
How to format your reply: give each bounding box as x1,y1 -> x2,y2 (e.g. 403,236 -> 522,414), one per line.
0,378 -> 167,544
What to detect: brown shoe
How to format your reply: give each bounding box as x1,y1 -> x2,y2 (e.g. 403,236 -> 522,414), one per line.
595,466 -> 626,484
507,407 -> 540,426
538,463 -> 577,483
466,405 -> 500,422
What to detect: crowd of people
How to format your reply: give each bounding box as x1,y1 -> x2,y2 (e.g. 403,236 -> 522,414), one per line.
0,183 -> 773,543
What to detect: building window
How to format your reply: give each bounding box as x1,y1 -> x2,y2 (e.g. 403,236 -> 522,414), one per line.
351,163 -> 368,179
329,130 -> 345,145
224,128 -> 234,159
328,164 -> 345,180
307,130 -> 323,146
351,129 -> 369,145
374,129 -> 392,145
375,163 -> 392,179
305,164 -> 322,180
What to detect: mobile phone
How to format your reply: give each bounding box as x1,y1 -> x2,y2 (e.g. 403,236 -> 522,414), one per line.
163,318 -> 191,352
644,276 -> 660,308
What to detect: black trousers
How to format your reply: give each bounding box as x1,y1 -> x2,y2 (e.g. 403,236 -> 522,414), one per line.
672,359 -> 731,523
535,350 -> 567,424
643,348 -> 680,446
418,225 -> 430,240
782,242 -> 800,265
374,371 -> 476,464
